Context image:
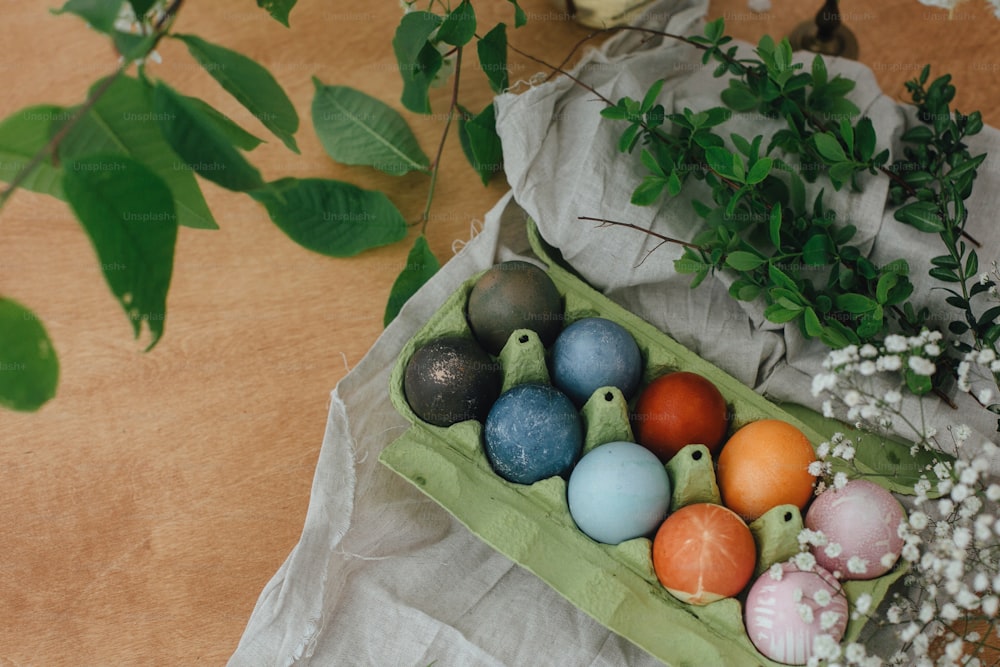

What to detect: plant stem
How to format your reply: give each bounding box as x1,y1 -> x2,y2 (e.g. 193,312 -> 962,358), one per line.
420,46 -> 463,234
578,216 -> 704,250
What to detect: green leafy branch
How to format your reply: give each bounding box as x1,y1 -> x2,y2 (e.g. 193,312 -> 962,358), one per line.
0,0 -> 383,411
592,19 -> 994,404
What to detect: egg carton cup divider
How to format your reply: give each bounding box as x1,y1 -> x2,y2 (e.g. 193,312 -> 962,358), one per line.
381,219 -> 907,666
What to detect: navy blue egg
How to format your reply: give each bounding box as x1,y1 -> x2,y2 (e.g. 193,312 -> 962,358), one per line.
484,383 -> 583,485
551,317 -> 643,406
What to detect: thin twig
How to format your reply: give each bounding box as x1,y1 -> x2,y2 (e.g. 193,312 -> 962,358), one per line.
420,46 -> 463,234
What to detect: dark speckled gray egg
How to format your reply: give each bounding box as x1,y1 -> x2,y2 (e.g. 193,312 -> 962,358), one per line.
466,261 -> 563,356
403,336 -> 502,427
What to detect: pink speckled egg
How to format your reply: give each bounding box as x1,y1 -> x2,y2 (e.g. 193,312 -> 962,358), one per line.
744,562 -> 849,665
805,479 -> 905,580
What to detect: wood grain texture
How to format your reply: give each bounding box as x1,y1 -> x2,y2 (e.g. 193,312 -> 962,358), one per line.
0,1 -> 997,665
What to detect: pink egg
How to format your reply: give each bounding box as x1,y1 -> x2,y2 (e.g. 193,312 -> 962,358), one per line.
805,479 -> 905,580
744,562 -> 849,665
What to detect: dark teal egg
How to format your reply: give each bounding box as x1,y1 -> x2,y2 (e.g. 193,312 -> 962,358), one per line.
466,261 -> 563,355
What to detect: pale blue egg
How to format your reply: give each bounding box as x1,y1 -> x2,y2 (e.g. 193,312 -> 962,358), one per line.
567,441 -> 671,545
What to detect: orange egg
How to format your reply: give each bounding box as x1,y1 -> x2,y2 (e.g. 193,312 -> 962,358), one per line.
716,419 -> 817,521
652,503 -> 757,605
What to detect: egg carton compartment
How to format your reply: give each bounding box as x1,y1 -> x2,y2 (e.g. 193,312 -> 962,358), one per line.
382,219 -> 908,666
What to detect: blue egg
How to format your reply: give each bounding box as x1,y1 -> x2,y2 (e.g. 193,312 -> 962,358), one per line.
484,383 -> 583,485
567,441 -> 671,545
551,317 -> 643,405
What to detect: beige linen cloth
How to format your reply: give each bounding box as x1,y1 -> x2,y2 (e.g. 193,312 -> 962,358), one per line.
229,1 -> 1000,664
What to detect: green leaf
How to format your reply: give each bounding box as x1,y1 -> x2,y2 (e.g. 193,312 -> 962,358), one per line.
876,273 -> 898,304
630,176 -> 666,206
802,234 -> 833,266
181,94 -> 264,151
618,123 -> 642,154
62,156 -> 177,350
506,0 -> 527,27
56,75 -> 216,229
128,0 -> 157,16
460,103 -> 503,185
705,146 -> 735,178
666,171 -> 682,197
768,203 -> 782,248
394,11 -> 444,114
729,279 -> 760,301
813,133 -> 847,162
384,235 -> 440,326
477,23 -> 508,93
745,157 -> 772,185
0,105 -> 68,199
720,82 -> 758,112
173,34 -> 299,153
311,81 -> 429,176
437,0 -> 476,46
725,251 -> 766,271
52,0 -> 124,33
152,81 -> 265,192
641,80 -> 665,114
900,125 -> 934,144
839,119 -> 854,156
836,293 -> 876,314
255,0 -> 297,27
764,303 -> 801,324
893,200 -> 945,233
803,307 -> 823,338
0,298 -> 59,412
250,178 -> 407,257
811,54 -> 828,87
905,369 -> 933,395
856,117 -> 876,161
966,249 -> 979,280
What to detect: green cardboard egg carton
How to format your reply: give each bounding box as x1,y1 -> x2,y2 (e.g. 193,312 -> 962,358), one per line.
380,220 -> 908,666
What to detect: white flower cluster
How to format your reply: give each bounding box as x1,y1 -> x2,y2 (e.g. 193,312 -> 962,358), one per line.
811,330 -> 943,434
881,440 -> 999,665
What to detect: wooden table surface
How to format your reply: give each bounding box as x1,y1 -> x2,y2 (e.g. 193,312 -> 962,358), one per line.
1,1 -> 998,664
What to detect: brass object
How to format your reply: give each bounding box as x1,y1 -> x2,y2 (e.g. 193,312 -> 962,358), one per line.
789,0 -> 859,59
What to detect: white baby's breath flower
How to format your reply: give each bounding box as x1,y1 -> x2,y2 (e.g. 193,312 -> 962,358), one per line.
908,355 -> 936,376
854,593 -> 873,616
877,354 -> 902,371
886,604 -> 902,623
847,556 -> 869,574
858,360 -> 877,376
834,472 -> 849,489
881,552 -> 897,568
819,610 -> 841,630
987,484 -> 1000,502
813,588 -> 832,607
978,388 -> 994,404
909,511 -> 928,530
983,595 -> 999,617
798,603 -> 814,623
884,334 -> 908,353
794,551 -> 817,571
768,562 -> 784,581
812,633 -> 841,660
884,389 -> 902,404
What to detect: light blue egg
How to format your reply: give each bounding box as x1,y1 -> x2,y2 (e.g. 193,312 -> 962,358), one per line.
567,441 -> 671,545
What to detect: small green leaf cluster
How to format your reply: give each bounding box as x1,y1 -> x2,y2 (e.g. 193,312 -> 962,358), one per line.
604,19 -> 918,350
